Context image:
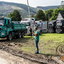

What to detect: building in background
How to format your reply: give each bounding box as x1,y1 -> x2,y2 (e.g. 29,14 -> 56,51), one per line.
56,12 -> 64,20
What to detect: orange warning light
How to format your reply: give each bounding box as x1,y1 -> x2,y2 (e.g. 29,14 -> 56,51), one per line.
2,16 -> 4,17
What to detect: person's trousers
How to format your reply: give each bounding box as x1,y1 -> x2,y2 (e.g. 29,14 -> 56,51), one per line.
34,41 -> 39,52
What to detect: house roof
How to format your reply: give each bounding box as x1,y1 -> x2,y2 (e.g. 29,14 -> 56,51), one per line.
60,12 -> 64,18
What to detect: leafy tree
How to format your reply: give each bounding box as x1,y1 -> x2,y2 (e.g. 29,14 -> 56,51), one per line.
35,10 -> 45,21
45,9 -> 53,21
31,15 -> 35,18
49,8 -> 64,21
7,10 -> 22,21
13,10 -> 21,21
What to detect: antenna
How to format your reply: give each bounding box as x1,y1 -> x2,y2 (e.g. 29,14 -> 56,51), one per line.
27,0 -> 30,18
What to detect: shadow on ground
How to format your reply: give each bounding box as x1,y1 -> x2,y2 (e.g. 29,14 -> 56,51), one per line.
0,36 -> 32,43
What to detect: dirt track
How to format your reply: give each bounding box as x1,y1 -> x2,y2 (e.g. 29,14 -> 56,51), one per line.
0,40 -> 64,64
0,50 -> 41,64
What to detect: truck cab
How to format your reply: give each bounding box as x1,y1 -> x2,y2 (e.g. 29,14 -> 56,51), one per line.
20,21 -> 30,35
0,17 -> 26,41
0,17 -> 12,38
56,20 -> 64,33
20,18 -> 35,35
48,20 -> 56,33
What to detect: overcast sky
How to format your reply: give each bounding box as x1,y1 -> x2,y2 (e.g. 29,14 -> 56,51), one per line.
0,0 -> 63,7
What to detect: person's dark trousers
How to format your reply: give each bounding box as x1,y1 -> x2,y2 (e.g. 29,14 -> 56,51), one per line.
34,41 -> 39,53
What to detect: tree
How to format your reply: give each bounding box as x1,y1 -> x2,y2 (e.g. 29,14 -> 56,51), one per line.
31,15 -> 35,18
7,13 -> 14,21
45,9 -> 53,21
13,10 -> 21,21
49,8 -> 64,21
35,10 -> 45,21
7,9 -> 22,21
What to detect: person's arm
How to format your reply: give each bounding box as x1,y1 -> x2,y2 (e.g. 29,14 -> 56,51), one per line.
32,32 -> 37,36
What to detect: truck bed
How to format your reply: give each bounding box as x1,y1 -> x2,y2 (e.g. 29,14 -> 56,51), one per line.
12,22 -> 26,31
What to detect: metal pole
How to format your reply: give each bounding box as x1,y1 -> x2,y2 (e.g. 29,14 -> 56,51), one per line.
27,0 -> 30,18
27,0 -> 32,28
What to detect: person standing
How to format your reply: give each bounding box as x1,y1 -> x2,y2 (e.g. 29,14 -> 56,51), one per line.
30,27 -> 32,36
32,27 -> 39,54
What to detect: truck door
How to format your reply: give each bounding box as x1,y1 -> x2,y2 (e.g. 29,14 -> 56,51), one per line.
7,19 -> 10,28
5,19 -> 9,28
4,19 -> 11,28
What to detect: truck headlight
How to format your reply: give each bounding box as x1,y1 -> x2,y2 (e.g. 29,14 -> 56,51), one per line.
2,33 -> 4,35
2,24 -> 4,26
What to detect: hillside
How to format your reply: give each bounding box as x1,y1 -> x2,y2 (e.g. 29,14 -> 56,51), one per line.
0,1 -> 61,18
37,5 -> 60,10
0,1 -> 38,18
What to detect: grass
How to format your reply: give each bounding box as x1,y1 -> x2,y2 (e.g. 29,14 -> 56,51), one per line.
13,33 -> 64,55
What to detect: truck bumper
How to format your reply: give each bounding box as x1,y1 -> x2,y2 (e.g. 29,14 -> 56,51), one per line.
0,31 -> 6,38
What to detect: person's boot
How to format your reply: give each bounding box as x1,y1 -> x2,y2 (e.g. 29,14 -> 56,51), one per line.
35,51 -> 39,54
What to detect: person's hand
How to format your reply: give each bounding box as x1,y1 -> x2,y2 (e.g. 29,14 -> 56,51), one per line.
32,38 -> 34,40
32,37 -> 34,40
32,32 -> 33,34
28,26 -> 31,28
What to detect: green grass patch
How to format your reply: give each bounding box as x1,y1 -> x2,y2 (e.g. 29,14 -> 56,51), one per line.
13,33 -> 64,55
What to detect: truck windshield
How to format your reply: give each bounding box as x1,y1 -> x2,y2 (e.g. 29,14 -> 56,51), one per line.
49,24 -> 53,26
0,20 -> 4,26
57,22 -> 62,26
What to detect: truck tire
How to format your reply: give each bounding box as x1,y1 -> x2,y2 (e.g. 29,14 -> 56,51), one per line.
56,29 -> 61,33
7,33 -> 12,41
48,29 -> 52,33
40,31 -> 42,35
16,32 -> 22,39
18,32 -> 21,38
21,32 -> 24,38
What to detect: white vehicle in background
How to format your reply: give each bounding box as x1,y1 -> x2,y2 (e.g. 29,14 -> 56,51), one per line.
42,21 -> 48,33
20,18 -> 35,35
35,20 -> 43,35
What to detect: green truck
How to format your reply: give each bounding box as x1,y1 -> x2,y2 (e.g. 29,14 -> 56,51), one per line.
0,17 -> 26,40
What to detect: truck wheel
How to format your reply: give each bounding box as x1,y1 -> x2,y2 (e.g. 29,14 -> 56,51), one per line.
7,33 -> 12,41
49,31 -> 52,33
56,29 -> 61,33
48,29 -> 52,33
21,33 -> 24,38
40,31 -> 42,35
18,32 -> 21,38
